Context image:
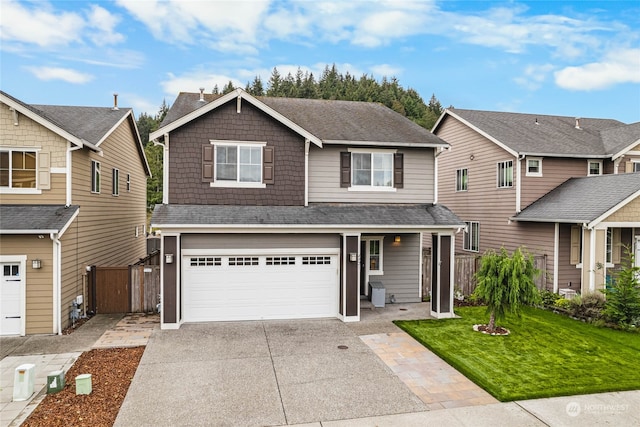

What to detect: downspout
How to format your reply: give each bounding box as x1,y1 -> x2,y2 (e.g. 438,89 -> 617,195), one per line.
516,154 -> 524,213
553,223 -> 559,293
304,139 -> 310,207
613,156 -> 623,175
153,133 -> 169,204
51,233 -> 62,335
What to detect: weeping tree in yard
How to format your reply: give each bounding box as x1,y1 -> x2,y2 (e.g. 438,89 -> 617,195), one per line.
472,247 -> 541,333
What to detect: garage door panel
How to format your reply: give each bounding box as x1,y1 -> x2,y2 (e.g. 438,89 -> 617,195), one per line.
183,254 -> 338,322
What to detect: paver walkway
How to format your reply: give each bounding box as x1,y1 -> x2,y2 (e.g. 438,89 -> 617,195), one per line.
92,313 -> 160,349
361,332 -> 498,410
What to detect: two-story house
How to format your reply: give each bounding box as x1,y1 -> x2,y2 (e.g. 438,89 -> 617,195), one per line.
0,91 -> 150,336
433,108 -> 640,295
150,88 -> 464,329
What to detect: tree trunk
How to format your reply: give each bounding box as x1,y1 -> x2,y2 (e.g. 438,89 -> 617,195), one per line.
488,310 -> 496,332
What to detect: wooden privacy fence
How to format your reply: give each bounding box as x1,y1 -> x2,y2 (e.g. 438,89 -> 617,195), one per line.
422,249 -> 548,299
130,264 -> 160,313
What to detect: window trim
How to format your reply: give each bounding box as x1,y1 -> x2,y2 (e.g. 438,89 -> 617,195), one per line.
91,160 -> 101,193
497,160 -> 513,188
455,168 -> 468,192
112,168 -> 119,196
347,148 -> 396,192
0,148 -> 39,193
463,221 -> 479,252
587,160 -> 603,176
210,140 -> 267,188
526,157 -> 543,177
632,160 -> 640,173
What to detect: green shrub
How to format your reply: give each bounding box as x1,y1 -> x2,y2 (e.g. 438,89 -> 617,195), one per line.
540,290 -> 561,306
554,298 -> 571,309
602,247 -> 640,328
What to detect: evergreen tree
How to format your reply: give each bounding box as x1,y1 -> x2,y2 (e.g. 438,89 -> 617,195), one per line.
222,81 -> 235,94
266,67 -> 282,96
602,248 -> 640,327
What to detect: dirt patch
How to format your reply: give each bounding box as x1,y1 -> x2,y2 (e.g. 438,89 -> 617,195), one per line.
22,347 -> 144,427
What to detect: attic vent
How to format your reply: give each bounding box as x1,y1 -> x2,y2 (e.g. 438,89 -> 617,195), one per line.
575,117 -> 581,129
112,93 -> 119,111
199,87 -> 205,102
535,118 -> 539,125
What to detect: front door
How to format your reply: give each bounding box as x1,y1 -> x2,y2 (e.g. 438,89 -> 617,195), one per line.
1,263 -> 23,335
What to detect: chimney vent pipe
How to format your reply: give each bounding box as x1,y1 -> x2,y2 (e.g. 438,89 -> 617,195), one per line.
199,88 -> 205,102
575,117 -> 581,129
112,93 -> 119,111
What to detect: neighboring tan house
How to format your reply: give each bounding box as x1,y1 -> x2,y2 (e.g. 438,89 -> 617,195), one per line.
150,88 -> 464,329
433,108 -> 640,295
0,91 -> 150,336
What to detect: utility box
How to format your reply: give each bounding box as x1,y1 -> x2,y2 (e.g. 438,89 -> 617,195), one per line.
13,363 -> 36,401
369,281 -> 385,308
47,370 -> 66,394
75,374 -> 92,395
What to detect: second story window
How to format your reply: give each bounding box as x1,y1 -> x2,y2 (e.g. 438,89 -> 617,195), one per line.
456,168 -> 468,191
112,168 -> 119,196
0,149 -> 36,189
352,152 -> 393,188
216,144 -> 261,183
588,160 -> 602,176
497,160 -> 513,188
526,158 -> 542,177
91,160 -> 101,193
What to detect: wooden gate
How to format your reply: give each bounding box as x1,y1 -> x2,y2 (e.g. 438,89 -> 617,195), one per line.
94,267 -> 129,313
130,265 -> 160,313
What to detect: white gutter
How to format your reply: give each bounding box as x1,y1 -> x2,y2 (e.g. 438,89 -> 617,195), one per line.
516,154 -> 524,213
51,233 -> 62,335
154,134 -> 170,204
304,139 -> 310,207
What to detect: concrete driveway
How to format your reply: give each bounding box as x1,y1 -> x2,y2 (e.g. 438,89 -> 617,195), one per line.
114,319 -> 426,426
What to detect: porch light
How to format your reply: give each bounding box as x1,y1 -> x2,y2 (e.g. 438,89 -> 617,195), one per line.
394,235 -> 401,243
32,259 -> 42,269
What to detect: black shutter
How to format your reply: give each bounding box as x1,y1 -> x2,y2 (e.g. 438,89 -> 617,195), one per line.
340,152 -> 351,187
263,146 -> 274,184
202,145 -> 214,182
394,152 -> 404,188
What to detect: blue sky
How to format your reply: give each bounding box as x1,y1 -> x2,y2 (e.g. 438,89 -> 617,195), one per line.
2,0 -> 639,123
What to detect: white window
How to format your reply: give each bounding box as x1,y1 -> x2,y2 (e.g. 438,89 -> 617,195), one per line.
126,173 -> 131,192
214,143 -> 263,185
352,152 -> 393,188
0,149 -> 36,188
456,168 -> 468,191
588,160 -> 602,176
633,161 -> 640,172
91,160 -> 101,193
366,238 -> 384,275
526,158 -> 542,177
497,160 -> 513,188
112,168 -> 119,196
463,221 -> 479,252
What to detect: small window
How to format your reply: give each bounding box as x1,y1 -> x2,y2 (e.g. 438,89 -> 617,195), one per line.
190,257 -> 221,266
126,173 -> 131,192
228,257 -> 259,266
0,149 -> 37,188
302,256 -> 331,265
526,158 -> 542,177
633,162 -> 640,172
91,160 -> 101,193
456,168 -> 468,191
497,160 -> 513,187
112,168 -> 119,196
463,221 -> 479,252
364,239 -> 384,274
266,256 -> 296,265
135,226 -> 139,237
352,152 -> 393,187
588,160 -> 602,176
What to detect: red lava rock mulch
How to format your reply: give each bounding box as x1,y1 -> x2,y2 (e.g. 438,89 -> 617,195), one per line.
22,346 -> 144,427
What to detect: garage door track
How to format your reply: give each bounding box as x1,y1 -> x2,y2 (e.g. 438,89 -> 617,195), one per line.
114,319 -> 426,426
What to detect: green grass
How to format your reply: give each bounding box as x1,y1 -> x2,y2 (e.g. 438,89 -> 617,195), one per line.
394,306 -> 640,402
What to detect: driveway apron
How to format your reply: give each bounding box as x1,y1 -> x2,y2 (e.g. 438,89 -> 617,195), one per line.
114,319 -> 426,426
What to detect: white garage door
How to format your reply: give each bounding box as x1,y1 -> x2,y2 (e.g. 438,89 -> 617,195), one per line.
182,253 -> 339,322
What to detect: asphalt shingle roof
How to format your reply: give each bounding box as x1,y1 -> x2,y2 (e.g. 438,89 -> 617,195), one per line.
160,92 -> 447,146
445,109 -> 635,157
512,173 -> 640,223
0,205 -> 79,233
151,203 -> 463,228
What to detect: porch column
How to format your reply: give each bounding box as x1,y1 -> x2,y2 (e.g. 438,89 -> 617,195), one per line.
161,235 -> 179,329
341,234 -> 360,322
430,233 -> 455,319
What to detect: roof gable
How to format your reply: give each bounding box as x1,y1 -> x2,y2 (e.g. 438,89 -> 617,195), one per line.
434,108 -> 628,158
152,88 -> 448,148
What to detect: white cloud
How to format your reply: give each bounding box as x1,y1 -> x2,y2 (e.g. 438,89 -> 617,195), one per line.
0,0 -> 125,49
160,71 -> 244,97
514,63 -> 555,90
555,48 -> 640,90
369,64 -> 403,78
25,66 -> 94,84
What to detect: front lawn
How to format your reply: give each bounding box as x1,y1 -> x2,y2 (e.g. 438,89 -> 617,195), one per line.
394,306 -> 640,402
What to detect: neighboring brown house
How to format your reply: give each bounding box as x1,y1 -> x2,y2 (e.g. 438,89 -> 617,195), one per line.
150,88 -> 464,329
0,91 -> 150,336
433,108 -> 640,295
